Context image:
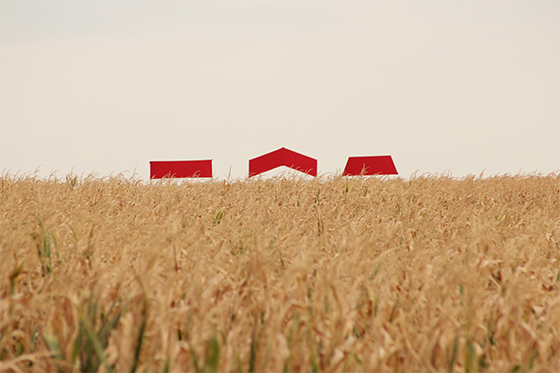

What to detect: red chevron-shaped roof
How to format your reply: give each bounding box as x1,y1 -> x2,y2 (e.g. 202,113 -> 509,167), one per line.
343,156 -> 397,176
249,147 -> 317,177
150,160 -> 212,179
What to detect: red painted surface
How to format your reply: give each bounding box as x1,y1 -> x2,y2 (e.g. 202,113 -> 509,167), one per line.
150,160 -> 212,179
249,147 -> 317,177
343,156 -> 398,176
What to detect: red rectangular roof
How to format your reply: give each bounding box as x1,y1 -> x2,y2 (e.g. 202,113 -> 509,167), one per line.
150,160 -> 212,179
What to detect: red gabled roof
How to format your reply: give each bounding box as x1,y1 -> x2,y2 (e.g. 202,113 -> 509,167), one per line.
249,147 -> 317,177
343,156 -> 397,176
150,160 -> 212,179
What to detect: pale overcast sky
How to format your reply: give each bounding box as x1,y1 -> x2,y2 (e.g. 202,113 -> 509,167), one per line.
1,0 -> 559,180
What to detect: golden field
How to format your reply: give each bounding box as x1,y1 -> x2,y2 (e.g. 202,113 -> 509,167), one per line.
0,173 -> 559,372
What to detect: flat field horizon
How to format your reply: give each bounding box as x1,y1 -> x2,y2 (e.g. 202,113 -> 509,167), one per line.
1,173 -> 559,372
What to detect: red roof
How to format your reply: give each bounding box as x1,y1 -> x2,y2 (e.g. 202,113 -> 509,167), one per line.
343,156 -> 397,176
150,160 -> 212,179
249,147 -> 317,177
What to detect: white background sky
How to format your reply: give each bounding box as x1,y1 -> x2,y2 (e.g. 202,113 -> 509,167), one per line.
1,0 -> 559,180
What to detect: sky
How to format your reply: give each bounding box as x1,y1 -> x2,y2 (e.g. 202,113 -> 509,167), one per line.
1,0 -> 559,180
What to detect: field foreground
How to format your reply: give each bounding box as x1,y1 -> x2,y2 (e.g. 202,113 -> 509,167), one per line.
1,174 -> 559,372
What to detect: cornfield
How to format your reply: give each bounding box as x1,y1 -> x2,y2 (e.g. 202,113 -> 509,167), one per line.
1,173 -> 559,372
